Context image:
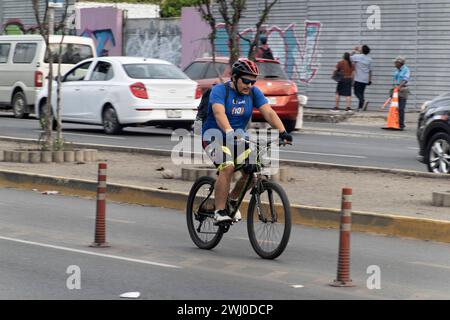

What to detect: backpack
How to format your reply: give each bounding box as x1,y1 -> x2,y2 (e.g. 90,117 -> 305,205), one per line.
259,46 -> 274,60
196,83 -> 229,122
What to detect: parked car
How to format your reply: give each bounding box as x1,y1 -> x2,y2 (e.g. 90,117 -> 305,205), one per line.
35,56 -> 202,134
0,35 -> 96,118
417,93 -> 450,173
183,57 -> 300,132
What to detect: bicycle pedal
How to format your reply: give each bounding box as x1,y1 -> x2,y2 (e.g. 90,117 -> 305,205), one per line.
213,220 -> 231,226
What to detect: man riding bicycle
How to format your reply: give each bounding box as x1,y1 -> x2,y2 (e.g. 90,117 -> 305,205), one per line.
201,58 -> 293,223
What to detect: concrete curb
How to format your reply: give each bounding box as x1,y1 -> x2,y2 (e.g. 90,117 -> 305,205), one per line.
0,135 -> 448,180
1,169 -> 449,244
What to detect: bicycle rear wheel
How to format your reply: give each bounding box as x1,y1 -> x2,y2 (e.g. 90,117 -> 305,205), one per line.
247,180 -> 291,259
186,176 -> 224,249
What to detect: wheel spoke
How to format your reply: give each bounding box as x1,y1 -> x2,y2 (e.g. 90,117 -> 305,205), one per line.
432,143 -> 444,155
249,183 -> 290,258
187,178 -> 222,249
439,160 -> 448,173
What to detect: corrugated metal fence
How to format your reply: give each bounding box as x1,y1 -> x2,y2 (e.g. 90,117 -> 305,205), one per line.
0,0 -> 75,32
234,0 -> 450,110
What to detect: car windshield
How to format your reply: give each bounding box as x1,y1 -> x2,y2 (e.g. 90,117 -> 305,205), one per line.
45,44 -> 94,64
256,62 -> 288,80
123,63 -> 188,80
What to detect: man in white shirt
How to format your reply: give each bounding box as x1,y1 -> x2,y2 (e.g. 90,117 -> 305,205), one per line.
350,45 -> 373,111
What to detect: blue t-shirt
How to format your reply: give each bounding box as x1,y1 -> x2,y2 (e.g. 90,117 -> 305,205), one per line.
393,65 -> 410,85
202,82 -> 268,141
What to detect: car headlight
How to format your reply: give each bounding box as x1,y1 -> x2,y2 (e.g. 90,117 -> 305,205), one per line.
420,101 -> 431,112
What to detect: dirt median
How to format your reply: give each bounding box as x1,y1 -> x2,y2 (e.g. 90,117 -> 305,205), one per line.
1,140 -> 449,221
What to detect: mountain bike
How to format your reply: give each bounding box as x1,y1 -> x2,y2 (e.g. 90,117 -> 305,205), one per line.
186,137 -> 291,260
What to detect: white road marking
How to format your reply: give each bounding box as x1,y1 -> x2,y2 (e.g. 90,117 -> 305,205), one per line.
85,216 -> 136,224
32,130 -> 125,140
279,150 -> 367,159
407,147 -> 420,150
0,235 -> 180,269
291,285 -> 305,288
409,261 -> 450,271
229,236 -> 249,241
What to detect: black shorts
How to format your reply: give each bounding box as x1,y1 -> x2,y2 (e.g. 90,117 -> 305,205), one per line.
336,78 -> 352,97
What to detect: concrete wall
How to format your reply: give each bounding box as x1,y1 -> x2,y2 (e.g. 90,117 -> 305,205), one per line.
124,18 -> 181,67
180,7 -> 210,69
76,7 -> 123,56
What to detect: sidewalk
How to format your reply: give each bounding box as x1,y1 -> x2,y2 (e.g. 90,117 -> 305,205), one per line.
301,107 -> 419,128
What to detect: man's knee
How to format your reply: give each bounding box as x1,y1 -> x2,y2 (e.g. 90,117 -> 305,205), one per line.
218,164 -> 235,178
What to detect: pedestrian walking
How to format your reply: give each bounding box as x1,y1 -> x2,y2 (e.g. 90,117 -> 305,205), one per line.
332,52 -> 354,112
392,56 -> 410,130
350,45 -> 373,111
255,35 -> 275,60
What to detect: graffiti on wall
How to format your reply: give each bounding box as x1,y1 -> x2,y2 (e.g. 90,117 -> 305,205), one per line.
215,21 -> 321,83
125,19 -> 181,66
80,29 -> 115,56
76,7 -> 122,56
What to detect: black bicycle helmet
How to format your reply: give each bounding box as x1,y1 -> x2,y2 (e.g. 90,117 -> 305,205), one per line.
231,58 -> 260,77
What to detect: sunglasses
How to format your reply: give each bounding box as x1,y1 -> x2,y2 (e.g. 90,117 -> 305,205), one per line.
240,78 -> 257,85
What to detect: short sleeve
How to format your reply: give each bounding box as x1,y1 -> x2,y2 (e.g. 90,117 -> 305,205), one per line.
402,67 -> 410,82
252,86 -> 268,109
350,54 -> 362,62
209,84 -> 226,106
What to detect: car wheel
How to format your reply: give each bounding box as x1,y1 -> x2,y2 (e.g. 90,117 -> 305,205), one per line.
425,132 -> 450,173
39,101 -> 57,130
282,119 -> 297,133
12,91 -> 30,119
103,107 -> 122,134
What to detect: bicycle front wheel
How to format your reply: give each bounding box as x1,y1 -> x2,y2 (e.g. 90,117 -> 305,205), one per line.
247,180 -> 291,259
186,176 -> 224,250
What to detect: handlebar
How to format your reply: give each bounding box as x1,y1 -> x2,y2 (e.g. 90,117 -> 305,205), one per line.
238,137 -> 291,148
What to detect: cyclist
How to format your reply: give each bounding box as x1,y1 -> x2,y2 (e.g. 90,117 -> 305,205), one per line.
201,58 -> 293,222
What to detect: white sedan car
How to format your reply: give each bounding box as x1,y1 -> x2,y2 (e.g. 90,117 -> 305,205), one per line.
35,56 -> 202,134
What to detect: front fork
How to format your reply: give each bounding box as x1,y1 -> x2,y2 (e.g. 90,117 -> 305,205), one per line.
252,174 -> 276,223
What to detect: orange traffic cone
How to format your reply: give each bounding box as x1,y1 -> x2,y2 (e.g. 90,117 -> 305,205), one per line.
382,88 -> 400,130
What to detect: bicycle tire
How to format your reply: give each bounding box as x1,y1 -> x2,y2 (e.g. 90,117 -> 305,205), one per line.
247,180 -> 291,259
186,176 -> 224,250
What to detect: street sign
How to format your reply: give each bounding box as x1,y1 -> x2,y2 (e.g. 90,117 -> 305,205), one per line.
48,0 -> 64,8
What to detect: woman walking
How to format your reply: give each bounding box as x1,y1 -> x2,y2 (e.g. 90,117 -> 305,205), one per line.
332,52 -> 355,112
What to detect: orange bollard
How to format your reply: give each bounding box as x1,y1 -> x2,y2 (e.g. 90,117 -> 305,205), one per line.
330,187 -> 355,287
90,163 -> 110,248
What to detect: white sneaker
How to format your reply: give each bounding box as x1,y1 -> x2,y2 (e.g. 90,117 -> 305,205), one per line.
214,210 -> 232,222
233,209 -> 242,222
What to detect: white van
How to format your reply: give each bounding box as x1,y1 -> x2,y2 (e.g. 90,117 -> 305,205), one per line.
0,35 -> 97,118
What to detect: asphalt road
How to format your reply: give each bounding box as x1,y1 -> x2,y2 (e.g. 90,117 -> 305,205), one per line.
0,188 -> 449,300
0,113 -> 425,172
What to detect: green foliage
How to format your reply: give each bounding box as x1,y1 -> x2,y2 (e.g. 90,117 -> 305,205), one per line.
160,0 -> 199,18
53,137 -> 66,151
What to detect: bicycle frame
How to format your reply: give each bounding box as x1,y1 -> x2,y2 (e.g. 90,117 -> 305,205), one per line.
196,137 -> 281,220
227,137 -> 278,218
